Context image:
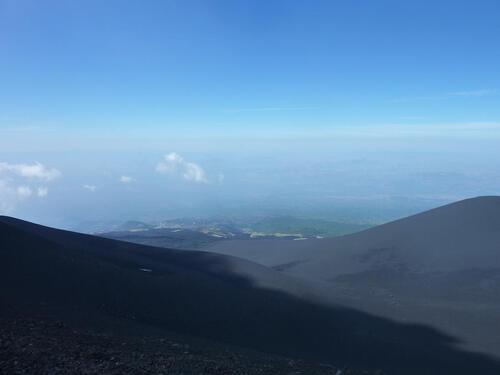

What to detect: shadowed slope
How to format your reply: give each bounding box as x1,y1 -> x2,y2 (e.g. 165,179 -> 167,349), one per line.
206,196 -> 500,276
1,216 -> 500,374
205,196 -> 500,358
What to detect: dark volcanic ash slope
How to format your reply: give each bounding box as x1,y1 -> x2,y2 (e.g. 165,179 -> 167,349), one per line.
1,216 -> 500,374
205,196 -> 500,276
205,196 -> 500,358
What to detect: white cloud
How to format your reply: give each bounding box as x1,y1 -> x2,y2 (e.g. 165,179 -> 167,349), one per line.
119,175 -> 133,183
83,184 -> 97,192
156,152 -> 183,173
16,185 -> 32,198
156,152 -> 208,184
37,187 -> 48,197
0,180 -> 16,213
0,161 -> 59,213
0,161 -> 61,181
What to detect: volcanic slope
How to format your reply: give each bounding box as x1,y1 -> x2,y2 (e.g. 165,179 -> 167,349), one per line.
1,215 -> 500,374
205,196 -> 500,358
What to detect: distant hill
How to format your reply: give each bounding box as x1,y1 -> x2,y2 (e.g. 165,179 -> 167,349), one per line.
2,215 -> 499,374
100,227 -> 225,249
98,216 -> 368,251
114,220 -> 153,232
206,196 -> 500,359
212,196 -> 500,275
250,216 -> 371,237
99,224 -> 305,251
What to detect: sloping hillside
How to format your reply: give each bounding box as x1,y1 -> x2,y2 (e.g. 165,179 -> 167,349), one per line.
206,196 -> 500,276
205,196 -> 500,358
1,216 -> 500,374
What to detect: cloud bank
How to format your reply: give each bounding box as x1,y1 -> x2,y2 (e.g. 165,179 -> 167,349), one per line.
0,161 -> 61,181
0,161 -> 60,213
156,152 -> 208,184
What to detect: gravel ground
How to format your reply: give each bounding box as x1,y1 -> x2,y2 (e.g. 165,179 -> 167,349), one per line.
0,317 -> 381,375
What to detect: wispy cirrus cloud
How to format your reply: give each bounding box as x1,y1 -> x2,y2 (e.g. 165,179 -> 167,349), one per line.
391,89 -> 496,103
221,106 -> 314,113
389,95 -> 444,103
449,89 -> 497,97
323,121 -> 500,139
156,152 -> 208,184
399,116 -> 426,121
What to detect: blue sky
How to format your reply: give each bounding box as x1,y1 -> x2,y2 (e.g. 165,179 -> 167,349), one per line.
1,1 -> 499,225
1,0 -> 499,136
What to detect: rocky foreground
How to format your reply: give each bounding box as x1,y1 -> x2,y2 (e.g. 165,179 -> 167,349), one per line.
0,316 -> 381,375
